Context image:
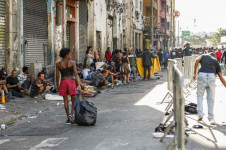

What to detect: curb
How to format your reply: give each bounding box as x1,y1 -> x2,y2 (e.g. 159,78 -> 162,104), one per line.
0,113 -> 27,125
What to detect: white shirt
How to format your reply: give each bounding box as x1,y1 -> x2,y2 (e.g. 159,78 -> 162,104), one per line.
82,68 -> 90,79
17,72 -> 27,84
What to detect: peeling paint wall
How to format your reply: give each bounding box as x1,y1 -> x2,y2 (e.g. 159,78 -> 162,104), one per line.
5,0 -> 22,73
94,0 -> 107,59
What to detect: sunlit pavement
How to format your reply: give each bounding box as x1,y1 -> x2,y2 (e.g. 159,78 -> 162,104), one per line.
136,73 -> 226,149
0,70 -> 226,150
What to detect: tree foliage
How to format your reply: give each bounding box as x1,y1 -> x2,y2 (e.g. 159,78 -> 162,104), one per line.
184,35 -> 206,46
210,28 -> 226,46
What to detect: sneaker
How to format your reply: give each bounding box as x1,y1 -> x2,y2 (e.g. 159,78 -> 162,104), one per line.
197,116 -> 203,122
68,114 -> 74,124
65,118 -> 71,125
209,119 -> 216,125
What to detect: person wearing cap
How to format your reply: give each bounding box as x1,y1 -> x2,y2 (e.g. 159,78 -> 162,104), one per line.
170,48 -> 177,59
138,48 -> 157,80
183,43 -> 192,56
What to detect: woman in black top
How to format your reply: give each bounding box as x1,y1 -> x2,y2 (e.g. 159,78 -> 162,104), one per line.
56,48 -> 81,124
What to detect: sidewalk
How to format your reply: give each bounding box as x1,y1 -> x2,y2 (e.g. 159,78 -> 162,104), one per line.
0,96 -> 59,126
136,73 -> 226,149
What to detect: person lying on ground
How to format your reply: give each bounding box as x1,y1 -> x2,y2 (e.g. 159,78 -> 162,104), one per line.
17,66 -> 34,95
30,72 -> 51,98
101,69 -> 119,84
79,80 -> 97,97
6,69 -> 25,98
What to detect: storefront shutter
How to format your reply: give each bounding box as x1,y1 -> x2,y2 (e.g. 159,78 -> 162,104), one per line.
23,0 -> 48,67
0,0 -> 5,68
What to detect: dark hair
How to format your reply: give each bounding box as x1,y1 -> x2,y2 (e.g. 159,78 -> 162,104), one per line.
101,70 -> 107,73
38,72 -> 45,77
86,46 -> 92,54
124,48 -> 127,51
23,66 -> 29,72
123,52 -> 127,56
115,49 -> 119,53
210,52 -> 217,59
90,63 -> 95,67
60,48 -> 70,58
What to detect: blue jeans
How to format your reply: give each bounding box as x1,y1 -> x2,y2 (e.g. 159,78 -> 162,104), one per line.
197,72 -> 216,119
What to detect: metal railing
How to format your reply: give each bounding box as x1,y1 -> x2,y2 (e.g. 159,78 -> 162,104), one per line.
172,61 -> 185,150
160,60 -> 185,150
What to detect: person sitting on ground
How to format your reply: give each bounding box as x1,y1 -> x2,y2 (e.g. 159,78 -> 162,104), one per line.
91,70 -> 109,90
0,71 -> 11,101
110,62 -> 117,73
90,63 -> 95,72
82,65 -> 91,80
17,66 -> 34,95
78,80 -> 97,97
30,72 -> 51,98
101,69 -> 119,84
6,69 -> 25,98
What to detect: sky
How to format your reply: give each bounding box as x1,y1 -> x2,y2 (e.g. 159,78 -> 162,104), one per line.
175,0 -> 226,34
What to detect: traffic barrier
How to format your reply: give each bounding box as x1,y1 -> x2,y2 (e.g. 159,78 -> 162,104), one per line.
160,60 -> 185,150
183,55 -> 199,86
161,59 -> 183,104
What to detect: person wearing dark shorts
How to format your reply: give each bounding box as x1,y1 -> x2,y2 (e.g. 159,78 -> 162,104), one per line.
56,48 -> 81,125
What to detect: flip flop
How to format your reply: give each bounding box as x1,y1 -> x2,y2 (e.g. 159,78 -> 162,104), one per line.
193,125 -> 203,129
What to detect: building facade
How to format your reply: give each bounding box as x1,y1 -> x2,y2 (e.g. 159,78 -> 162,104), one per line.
1,0 -> 145,73
143,0 -> 175,51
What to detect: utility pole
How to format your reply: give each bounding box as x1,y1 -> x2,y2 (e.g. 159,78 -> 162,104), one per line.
173,0 -> 176,48
164,1 -> 167,51
150,0 -> 153,48
170,0 -> 173,50
178,20 -> 180,47
63,0 -> 67,48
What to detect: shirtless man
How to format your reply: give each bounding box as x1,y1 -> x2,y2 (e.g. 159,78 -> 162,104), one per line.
102,69 -> 119,84
94,48 -> 101,63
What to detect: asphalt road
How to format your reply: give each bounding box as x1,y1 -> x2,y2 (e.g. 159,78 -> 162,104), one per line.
0,70 -> 226,150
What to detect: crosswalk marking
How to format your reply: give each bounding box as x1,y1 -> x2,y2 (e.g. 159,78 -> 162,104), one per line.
0,139 -> 10,145
29,137 -> 68,150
